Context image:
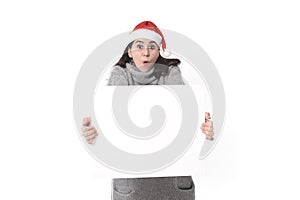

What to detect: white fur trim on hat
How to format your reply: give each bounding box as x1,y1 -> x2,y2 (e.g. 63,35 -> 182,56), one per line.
128,29 -> 162,46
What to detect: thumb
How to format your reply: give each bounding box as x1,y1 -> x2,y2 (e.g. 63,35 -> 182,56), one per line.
82,117 -> 91,126
205,112 -> 211,122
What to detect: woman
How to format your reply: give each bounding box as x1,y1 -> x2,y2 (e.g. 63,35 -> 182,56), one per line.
82,21 -> 214,143
107,39 -> 184,85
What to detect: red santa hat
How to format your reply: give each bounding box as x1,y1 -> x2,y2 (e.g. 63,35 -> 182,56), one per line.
128,21 -> 166,51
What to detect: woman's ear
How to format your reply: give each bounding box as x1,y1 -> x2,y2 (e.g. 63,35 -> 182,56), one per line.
128,48 -> 132,58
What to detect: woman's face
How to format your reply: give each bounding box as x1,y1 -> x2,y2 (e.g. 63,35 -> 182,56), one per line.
128,38 -> 160,72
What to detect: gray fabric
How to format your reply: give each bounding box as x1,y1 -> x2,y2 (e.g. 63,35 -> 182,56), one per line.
112,176 -> 195,200
107,63 -> 185,85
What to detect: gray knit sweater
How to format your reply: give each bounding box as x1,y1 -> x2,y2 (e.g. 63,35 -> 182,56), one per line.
107,63 -> 185,85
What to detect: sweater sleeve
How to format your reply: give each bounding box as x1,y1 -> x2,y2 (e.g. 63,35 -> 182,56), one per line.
165,66 -> 185,85
107,66 -> 129,86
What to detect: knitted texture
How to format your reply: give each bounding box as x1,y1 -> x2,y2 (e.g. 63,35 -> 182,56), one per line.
107,63 -> 185,85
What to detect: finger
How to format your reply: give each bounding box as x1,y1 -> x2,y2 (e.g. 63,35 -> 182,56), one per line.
201,126 -> 213,132
87,138 -> 96,144
82,126 -> 94,132
206,130 -> 214,136
85,133 -> 98,141
201,126 -> 208,131
202,129 -> 214,136
82,129 -> 97,137
206,135 -> 214,141
202,121 -> 213,129
205,112 -> 211,121
201,123 -> 210,129
206,120 -> 213,126
82,117 -> 91,126
87,134 -> 98,144
201,121 -> 211,128
83,130 -> 97,137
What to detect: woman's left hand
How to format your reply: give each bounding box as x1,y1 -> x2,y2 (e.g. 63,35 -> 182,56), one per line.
201,112 -> 214,141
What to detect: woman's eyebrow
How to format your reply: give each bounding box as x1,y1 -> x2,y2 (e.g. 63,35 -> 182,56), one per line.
135,40 -> 157,44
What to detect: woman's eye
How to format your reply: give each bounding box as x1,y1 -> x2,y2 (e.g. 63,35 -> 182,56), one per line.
136,44 -> 143,49
149,45 -> 156,50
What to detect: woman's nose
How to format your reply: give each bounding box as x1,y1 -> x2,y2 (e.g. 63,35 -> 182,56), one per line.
142,47 -> 150,56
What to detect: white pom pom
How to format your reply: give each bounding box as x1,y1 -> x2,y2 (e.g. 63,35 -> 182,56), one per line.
161,49 -> 172,57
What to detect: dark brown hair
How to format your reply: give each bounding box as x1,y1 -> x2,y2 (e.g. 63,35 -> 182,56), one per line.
115,42 -> 181,68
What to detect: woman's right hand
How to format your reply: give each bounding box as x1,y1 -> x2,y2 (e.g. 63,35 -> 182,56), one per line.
201,112 -> 214,141
82,117 -> 98,144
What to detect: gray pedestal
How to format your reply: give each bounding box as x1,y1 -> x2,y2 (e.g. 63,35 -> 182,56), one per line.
112,176 -> 195,200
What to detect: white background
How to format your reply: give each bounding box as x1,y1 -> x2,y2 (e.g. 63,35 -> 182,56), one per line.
1,0 -> 299,199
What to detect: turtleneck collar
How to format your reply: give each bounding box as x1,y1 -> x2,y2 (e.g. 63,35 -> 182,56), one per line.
126,62 -> 158,85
